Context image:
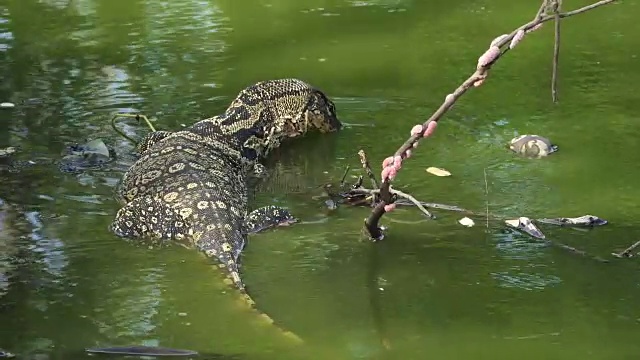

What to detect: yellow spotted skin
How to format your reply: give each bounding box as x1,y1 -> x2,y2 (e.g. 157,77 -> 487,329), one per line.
110,79 -> 341,340
136,131 -> 173,154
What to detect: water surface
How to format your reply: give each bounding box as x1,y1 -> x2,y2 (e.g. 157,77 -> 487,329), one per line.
1,0 -> 639,359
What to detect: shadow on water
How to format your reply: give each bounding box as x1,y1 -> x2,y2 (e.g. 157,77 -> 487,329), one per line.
1,0 -> 640,359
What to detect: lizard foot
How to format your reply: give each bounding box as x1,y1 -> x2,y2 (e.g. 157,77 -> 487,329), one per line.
243,205 -> 298,234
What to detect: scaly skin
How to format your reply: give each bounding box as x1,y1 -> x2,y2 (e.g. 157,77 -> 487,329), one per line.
110,78 -> 341,340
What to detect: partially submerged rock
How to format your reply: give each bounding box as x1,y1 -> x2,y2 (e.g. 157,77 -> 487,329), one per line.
0,349 -> 14,358
509,134 -> 558,158
59,138 -> 114,173
0,147 -> 16,158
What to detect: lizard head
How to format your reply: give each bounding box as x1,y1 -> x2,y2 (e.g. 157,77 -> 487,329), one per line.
303,89 -> 342,134
260,88 -> 342,154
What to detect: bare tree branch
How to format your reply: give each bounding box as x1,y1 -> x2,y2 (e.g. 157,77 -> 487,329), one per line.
364,0 -> 618,240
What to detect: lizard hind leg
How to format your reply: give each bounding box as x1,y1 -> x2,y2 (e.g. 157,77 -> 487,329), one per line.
110,196 -> 188,242
198,237 -> 303,344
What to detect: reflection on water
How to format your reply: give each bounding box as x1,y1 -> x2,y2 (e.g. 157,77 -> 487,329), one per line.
491,270 -> 563,291
24,211 -> 68,281
92,267 -> 164,341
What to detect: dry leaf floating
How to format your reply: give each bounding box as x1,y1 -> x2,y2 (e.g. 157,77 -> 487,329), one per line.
426,167 -> 452,177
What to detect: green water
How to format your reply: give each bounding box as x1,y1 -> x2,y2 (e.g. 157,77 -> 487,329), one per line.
1,0 -> 639,359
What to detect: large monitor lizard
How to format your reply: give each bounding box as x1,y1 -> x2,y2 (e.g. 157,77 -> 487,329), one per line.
109,78 -> 342,341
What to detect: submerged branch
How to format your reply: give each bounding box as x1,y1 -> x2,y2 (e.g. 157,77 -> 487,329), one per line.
363,0 -> 618,240
344,184 -> 608,262
612,240 -> 640,258
551,241 -> 609,263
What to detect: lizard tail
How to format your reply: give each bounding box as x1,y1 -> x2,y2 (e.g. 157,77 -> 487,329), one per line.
213,252 -> 304,344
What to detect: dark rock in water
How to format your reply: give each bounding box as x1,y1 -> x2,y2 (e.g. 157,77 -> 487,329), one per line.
325,199 -> 338,210
59,139 -> 115,173
0,147 -> 36,173
85,345 -> 199,357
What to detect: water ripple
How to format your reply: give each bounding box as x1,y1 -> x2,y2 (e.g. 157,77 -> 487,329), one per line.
491,271 -> 562,291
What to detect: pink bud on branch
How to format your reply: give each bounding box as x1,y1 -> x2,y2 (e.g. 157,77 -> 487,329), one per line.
477,46 -> 501,69
510,29 -> 526,49
490,34 -> 509,47
526,23 -> 543,33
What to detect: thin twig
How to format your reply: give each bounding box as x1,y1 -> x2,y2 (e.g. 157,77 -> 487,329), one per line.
110,113 -> 157,145
392,189 -> 434,219
552,241 -> 609,263
350,188 -> 433,219
358,149 -> 380,189
363,0 -> 618,240
111,114 -> 138,144
551,0 -> 562,103
483,168 -> 489,229
561,0 -> 616,17
339,165 -> 351,187
534,0 -> 549,20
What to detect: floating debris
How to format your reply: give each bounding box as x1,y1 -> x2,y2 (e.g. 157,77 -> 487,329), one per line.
537,214 -> 607,227
0,147 -> 16,158
426,167 -> 452,177
85,345 -> 198,357
0,102 -> 15,109
0,349 -> 14,358
509,135 -> 558,158
458,217 -> 475,227
505,217 -> 545,239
